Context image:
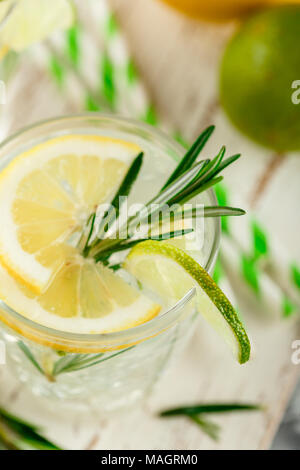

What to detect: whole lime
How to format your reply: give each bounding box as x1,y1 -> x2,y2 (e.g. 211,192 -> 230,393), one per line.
220,6 -> 300,152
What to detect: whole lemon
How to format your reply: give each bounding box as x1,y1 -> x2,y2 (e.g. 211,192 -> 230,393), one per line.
159,0 -> 299,22
220,5 -> 300,152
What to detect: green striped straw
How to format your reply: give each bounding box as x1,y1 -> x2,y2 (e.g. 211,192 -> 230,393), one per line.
215,183 -> 300,317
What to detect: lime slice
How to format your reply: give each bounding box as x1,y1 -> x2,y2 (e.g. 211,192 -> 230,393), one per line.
124,240 -> 251,364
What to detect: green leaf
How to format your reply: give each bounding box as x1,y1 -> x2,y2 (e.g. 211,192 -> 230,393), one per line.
79,213 -> 96,254
150,206 -> 244,225
198,146 -> 226,184
92,152 -> 144,246
0,408 -> 60,450
160,403 -> 261,417
53,353 -> 104,376
172,176 -> 223,205
111,152 -> 144,217
160,403 -> 261,442
17,341 -> 45,377
54,347 -> 134,375
291,264 -> 300,291
251,220 -> 269,260
150,228 -> 194,241
162,125 -> 215,189
203,206 -> 245,217
210,153 -> 241,179
128,160 -> 209,230
94,229 -> 193,262
241,254 -> 260,295
189,415 -> 220,441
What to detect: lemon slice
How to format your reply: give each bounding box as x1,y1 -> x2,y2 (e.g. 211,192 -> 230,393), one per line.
125,241 -> 251,364
0,134 -> 142,293
0,134 -> 161,339
0,0 -> 74,52
0,257 -> 160,336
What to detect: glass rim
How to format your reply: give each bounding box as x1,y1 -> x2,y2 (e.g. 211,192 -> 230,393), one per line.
0,113 -> 220,351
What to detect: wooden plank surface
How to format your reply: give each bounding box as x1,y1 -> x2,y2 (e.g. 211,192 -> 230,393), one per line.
0,0 -> 299,450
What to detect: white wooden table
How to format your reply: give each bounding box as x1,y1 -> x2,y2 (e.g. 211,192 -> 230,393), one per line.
0,0 -> 299,450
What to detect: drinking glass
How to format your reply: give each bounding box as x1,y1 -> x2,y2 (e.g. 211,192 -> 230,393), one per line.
0,114 -> 220,411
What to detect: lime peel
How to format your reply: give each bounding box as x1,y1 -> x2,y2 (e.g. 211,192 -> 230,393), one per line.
125,240 -> 251,364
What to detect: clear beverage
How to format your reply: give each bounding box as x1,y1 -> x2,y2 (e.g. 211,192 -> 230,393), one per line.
0,114 -> 219,411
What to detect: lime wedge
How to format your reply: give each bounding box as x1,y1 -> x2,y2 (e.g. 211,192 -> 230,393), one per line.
124,240 -> 251,364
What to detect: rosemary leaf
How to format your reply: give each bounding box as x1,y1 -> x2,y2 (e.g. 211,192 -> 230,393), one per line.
76,126 -> 245,264
86,152 -> 144,252
17,341 -> 45,377
52,353 -> 97,376
210,153 -> 241,178
189,415 -> 220,441
150,206 -> 245,228
79,212 -> 96,254
199,146 -> 226,183
170,176 -> 224,206
159,403 -> 262,417
56,347 -> 135,374
164,146 -> 227,207
53,353 -> 105,376
162,125 -> 215,189
94,229 -> 193,262
203,206 -> 246,217
111,152 -> 144,213
0,408 -> 60,450
128,160 -> 209,230
109,263 -> 122,271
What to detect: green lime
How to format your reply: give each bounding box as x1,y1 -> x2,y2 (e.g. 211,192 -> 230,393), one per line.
124,241 -> 251,364
220,6 -> 300,152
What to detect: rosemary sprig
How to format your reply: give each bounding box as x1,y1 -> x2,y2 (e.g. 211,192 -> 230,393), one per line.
159,403 -> 261,441
93,229 -> 194,263
0,407 -> 60,450
159,403 -> 262,416
79,127 -> 245,264
162,125 -> 215,189
19,339 -> 135,380
83,152 -> 144,256
17,341 -> 45,377
52,346 -> 134,375
150,206 -> 246,223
